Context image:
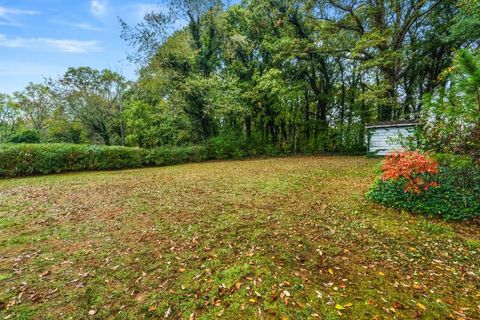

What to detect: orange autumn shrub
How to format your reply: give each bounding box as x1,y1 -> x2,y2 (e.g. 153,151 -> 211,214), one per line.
381,150 -> 440,194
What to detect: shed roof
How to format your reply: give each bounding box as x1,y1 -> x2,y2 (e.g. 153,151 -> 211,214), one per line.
365,120 -> 420,129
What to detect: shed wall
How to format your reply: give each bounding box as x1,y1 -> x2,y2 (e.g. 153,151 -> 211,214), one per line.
368,126 -> 414,155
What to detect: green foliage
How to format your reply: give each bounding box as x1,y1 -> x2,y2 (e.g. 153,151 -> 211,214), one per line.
13,83 -> 57,135
367,158 -> 480,220
145,145 -> 208,166
121,0 -> 465,153
431,153 -> 474,170
0,93 -> 20,142
207,134 -> 246,159
57,67 -> 128,145
0,144 -> 146,177
123,100 -> 192,148
419,49 -> 480,157
3,0 -> 480,159
0,143 -> 212,177
46,121 -> 87,144
8,130 -> 41,144
454,49 -> 480,107
449,0 -> 480,45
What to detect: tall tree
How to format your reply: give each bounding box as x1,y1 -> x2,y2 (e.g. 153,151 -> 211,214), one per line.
120,0 -> 223,65
0,93 -> 20,141
56,67 -> 128,145
324,0 -> 447,120
119,0 -> 480,154
13,83 -> 57,134
121,1 -> 224,141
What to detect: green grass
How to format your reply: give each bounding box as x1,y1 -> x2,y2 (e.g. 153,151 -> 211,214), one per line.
0,156 -> 479,319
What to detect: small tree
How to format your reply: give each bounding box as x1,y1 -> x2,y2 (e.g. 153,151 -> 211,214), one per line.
0,93 -> 20,142
420,49 -> 480,159
13,83 -> 57,137
455,49 -> 480,111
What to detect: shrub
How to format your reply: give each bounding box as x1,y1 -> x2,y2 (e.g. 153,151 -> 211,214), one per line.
0,144 -> 146,177
0,143 -> 216,177
145,146 -> 208,166
207,135 -> 246,160
380,150 -> 439,194
9,130 -> 40,144
368,151 -> 480,220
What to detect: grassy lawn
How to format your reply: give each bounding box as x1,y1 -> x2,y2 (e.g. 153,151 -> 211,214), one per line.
0,156 -> 479,319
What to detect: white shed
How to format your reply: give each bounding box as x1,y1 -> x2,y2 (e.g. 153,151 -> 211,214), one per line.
365,121 -> 419,156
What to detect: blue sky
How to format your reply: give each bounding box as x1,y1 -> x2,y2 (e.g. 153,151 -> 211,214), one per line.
0,0 -> 173,93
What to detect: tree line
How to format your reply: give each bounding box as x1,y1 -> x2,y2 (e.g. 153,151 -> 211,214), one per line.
1,0 -> 479,156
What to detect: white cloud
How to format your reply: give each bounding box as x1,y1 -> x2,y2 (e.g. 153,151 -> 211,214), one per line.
0,6 -> 40,26
0,34 -> 101,54
73,22 -> 102,31
61,21 -> 102,31
118,3 -> 170,23
90,0 -> 107,17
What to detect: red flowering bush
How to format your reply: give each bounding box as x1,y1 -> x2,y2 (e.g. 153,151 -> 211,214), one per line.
381,150 -> 440,194
368,152 -> 479,220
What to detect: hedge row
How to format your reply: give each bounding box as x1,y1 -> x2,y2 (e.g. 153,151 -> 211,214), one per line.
0,144 -> 208,177
367,156 -> 480,221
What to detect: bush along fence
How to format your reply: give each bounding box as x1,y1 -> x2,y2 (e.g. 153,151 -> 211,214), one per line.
367,150 -> 480,221
0,144 -> 209,178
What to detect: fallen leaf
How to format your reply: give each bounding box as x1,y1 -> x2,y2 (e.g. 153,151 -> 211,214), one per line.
416,302 -> 426,310
148,304 -> 157,312
164,306 -> 172,318
39,271 -> 51,278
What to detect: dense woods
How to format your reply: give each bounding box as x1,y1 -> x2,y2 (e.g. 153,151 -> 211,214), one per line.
1,0 -> 479,157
